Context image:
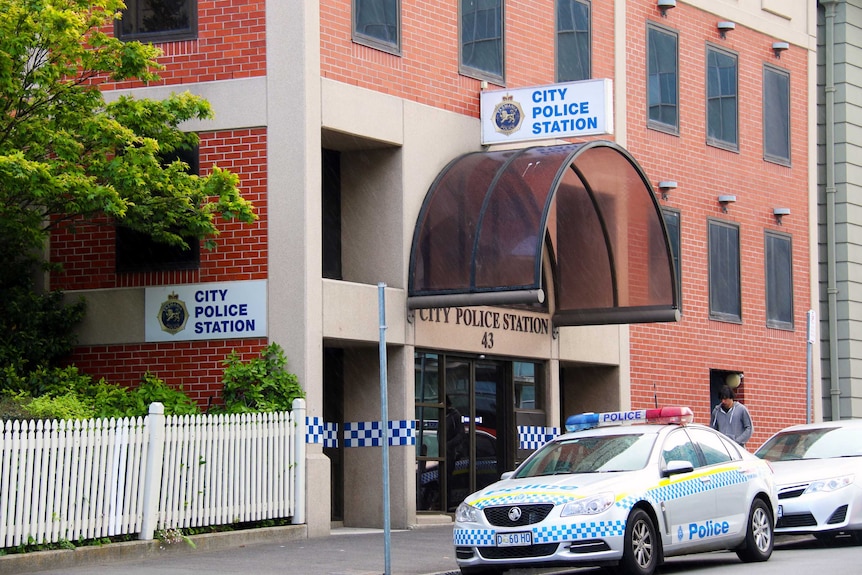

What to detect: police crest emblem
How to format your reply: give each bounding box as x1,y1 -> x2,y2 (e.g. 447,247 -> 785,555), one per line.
493,95 -> 524,135
158,292 -> 188,335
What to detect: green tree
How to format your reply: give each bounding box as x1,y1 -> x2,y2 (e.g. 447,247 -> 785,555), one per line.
0,1 -> 256,369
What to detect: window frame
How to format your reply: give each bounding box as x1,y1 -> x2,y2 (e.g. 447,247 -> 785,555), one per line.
555,0 -> 592,83
707,218 -> 742,323
662,207 -> 682,313
765,230 -> 794,330
116,0 -> 198,43
459,0 -> 505,84
646,22 -> 679,135
706,44 -> 739,151
763,64 -> 791,166
352,0 -> 402,55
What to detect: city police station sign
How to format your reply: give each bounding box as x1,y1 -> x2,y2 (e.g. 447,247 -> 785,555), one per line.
145,280 -> 266,342
480,79 -> 613,145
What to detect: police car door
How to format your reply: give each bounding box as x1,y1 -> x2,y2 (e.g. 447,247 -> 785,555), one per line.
658,428 -> 717,553
686,427 -> 750,540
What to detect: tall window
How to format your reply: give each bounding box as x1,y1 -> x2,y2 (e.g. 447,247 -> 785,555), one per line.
117,0 -> 197,42
708,219 -> 741,322
353,0 -> 400,54
460,0 -> 504,83
322,149 -> 343,280
764,65 -> 791,164
556,0 -> 591,82
647,24 -> 679,133
663,208 -> 682,311
765,231 -> 793,329
116,147 -> 200,273
707,46 -> 738,149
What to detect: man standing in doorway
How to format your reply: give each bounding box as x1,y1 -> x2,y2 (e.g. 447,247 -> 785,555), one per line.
711,385 -> 753,448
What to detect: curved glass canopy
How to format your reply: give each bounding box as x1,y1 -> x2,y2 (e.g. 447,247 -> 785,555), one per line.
407,141 -> 679,327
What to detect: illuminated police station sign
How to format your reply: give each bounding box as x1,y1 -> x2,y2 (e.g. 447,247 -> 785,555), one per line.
145,279 -> 267,342
480,79 -> 613,145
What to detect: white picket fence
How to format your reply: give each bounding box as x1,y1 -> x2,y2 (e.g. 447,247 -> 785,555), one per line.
0,399 -> 306,549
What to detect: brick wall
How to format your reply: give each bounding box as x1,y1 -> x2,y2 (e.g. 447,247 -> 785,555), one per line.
320,0 -> 615,116
624,3 -> 810,445
68,339 -> 268,406
51,127 -> 268,401
109,0 -> 266,89
50,129 -> 268,291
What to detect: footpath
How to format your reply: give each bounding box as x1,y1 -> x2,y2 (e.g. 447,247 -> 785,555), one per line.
1,515 -> 576,575
1,516 -> 464,575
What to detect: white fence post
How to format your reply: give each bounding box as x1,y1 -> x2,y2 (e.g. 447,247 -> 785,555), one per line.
291,398 -> 306,525
139,402 -> 165,540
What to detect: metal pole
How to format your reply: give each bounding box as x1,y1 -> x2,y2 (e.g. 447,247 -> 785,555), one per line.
806,310 -> 815,423
378,283 -> 391,575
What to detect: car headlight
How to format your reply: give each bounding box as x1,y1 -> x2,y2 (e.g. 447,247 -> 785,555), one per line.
804,474 -> 855,494
456,501 -> 481,523
560,492 -> 615,517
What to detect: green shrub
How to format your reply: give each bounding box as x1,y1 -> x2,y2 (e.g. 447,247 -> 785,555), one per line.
217,343 -> 304,413
0,368 -> 200,420
16,392 -> 95,420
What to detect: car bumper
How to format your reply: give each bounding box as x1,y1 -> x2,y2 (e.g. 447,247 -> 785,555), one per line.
453,527 -> 623,570
775,484 -> 862,534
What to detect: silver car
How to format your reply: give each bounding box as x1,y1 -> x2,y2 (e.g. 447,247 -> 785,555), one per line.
454,408 -> 777,575
755,419 -> 862,544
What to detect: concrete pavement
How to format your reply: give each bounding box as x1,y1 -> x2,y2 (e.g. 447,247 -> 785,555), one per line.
2,517 -> 464,575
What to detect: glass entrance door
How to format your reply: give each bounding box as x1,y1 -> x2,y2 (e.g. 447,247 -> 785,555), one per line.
415,354 -> 506,512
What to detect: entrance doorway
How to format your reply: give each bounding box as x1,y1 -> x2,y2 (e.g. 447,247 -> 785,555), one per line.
415,353 -> 509,512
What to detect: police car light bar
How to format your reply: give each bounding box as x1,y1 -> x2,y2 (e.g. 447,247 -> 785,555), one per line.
565,407 -> 694,432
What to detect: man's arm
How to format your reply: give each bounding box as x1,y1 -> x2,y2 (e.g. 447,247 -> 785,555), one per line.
737,405 -> 753,446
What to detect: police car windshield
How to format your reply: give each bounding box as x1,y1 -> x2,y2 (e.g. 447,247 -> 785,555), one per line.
513,433 -> 657,477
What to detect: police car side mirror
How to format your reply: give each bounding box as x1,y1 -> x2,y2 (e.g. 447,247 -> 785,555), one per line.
501,471 -> 514,480
662,460 -> 694,477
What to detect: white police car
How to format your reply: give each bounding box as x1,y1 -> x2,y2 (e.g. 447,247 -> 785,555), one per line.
453,407 -> 778,575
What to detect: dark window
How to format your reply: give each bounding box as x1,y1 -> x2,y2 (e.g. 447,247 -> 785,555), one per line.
353,0 -> 400,53
663,208 -> 682,312
708,219 -> 741,322
766,231 -> 793,329
647,24 -> 678,133
322,149 -> 343,280
117,0 -> 197,42
556,0 -> 591,82
116,147 -> 200,273
764,65 -> 791,164
707,46 -> 738,149
460,0 -> 504,82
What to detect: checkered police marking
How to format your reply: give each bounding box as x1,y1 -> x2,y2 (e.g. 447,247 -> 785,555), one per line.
344,420 -> 417,447
533,520 -> 626,542
306,417 -> 338,448
517,426 -> 560,450
454,520 -> 626,548
388,420 -> 416,446
616,467 -> 751,511
454,528 -> 496,547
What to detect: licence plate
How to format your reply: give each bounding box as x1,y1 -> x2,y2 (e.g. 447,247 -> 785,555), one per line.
777,505 -> 783,518
496,532 -> 532,547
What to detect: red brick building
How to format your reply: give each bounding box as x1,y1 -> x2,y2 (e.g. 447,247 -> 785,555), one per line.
51,1 -> 816,533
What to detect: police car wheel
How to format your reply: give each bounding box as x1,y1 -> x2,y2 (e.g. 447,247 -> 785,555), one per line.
735,499 -> 773,562
619,508 -> 659,575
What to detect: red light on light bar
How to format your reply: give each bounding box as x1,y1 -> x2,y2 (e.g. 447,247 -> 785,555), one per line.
645,406 -> 694,424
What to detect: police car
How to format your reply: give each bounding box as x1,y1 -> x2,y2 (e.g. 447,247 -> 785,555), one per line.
453,407 -> 778,575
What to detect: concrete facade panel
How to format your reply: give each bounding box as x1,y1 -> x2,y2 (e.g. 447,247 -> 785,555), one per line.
322,280 -> 406,345
65,288 -> 145,345
321,78 -> 405,147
